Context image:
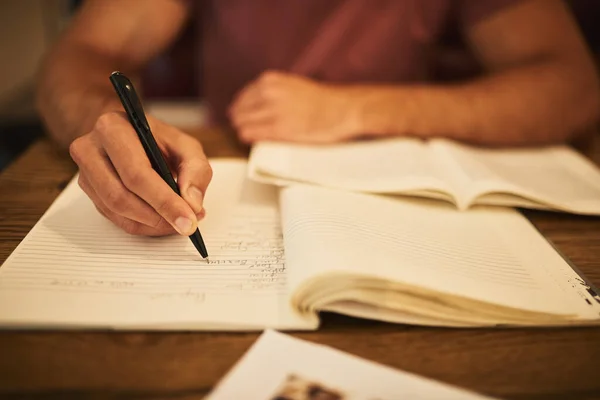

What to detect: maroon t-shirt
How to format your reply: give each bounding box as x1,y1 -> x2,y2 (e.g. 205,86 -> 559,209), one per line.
198,0 -> 522,123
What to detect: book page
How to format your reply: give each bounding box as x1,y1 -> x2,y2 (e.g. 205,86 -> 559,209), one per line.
0,159 -> 316,330
207,330 -> 496,400
437,139 -> 600,214
249,138 -> 464,205
279,185 -> 600,324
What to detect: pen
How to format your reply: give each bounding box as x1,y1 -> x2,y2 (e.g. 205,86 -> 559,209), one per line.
109,71 -> 209,259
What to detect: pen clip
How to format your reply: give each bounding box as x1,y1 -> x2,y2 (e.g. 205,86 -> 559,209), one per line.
109,71 -> 151,133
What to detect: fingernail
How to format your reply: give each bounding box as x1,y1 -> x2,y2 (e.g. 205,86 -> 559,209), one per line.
174,217 -> 193,235
187,186 -> 204,213
196,209 -> 206,220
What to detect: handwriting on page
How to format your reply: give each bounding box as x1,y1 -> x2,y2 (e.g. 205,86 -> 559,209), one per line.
0,207 -> 287,304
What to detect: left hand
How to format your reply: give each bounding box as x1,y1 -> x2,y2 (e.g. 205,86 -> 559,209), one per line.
228,71 -> 362,144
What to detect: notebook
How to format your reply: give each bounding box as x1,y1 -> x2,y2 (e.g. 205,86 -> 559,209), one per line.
207,330 -> 497,399
248,137 -> 600,215
0,159 -> 599,329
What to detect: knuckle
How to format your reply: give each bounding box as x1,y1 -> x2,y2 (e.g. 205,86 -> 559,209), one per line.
153,196 -> 172,217
150,215 -> 166,230
202,163 -> 213,184
69,137 -> 86,164
104,186 -> 129,213
119,218 -> 142,235
78,176 -> 93,198
181,158 -> 213,187
180,156 -> 207,172
94,112 -> 121,137
260,70 -> 280,83
121,168 -> 146,191
152,217 -> 176,236
261,84 -> 279,99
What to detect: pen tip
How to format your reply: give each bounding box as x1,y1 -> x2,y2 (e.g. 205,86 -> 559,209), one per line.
205,257 -> 210,263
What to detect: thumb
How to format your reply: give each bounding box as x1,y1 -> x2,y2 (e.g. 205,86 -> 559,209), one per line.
166,136 -> 212,219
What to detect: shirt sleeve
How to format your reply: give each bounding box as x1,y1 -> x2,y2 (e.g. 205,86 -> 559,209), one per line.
458,0 -> 525,27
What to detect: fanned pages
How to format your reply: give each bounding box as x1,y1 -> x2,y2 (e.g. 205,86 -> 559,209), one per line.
278,185 -> 600,326
248,138 -> 600,214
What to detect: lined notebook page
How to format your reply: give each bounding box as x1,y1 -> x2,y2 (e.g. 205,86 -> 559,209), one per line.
249,138 -> 460,196
0,160 -> 315,330
280,185 -> 600,320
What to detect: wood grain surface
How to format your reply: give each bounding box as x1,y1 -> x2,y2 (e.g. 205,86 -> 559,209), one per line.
1,127 -> 599,400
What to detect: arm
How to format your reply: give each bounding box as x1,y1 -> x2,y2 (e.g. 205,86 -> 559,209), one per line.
36,0 -> 191,147
230,0 -> 600,146
37,0 -> 212,237
355,0 -> 600,145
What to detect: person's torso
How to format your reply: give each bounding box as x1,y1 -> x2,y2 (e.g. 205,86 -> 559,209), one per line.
199,0 -> 455,123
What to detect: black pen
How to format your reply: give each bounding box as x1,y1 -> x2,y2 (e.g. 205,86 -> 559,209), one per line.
109,71 -> 209,259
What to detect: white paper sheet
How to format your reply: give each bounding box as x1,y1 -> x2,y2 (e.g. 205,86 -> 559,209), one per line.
207,330 -> 498,400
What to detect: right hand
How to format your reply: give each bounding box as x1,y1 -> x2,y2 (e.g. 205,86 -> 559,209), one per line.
69,111 -> 212,236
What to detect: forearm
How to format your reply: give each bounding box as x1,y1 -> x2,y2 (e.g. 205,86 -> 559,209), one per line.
351,58 -> 600,146
36,42 -> 137,148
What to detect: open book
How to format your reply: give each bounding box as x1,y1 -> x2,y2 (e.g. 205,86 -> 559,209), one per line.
248,138 -> 600,215
0,159 -> 599,329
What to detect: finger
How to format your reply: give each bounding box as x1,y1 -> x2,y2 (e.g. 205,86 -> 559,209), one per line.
69,133 -> 164,228
78,175 -> 122,227
97,112 -> 198,236
229,82 -> 263,116
78,174 -> 103,211
78,173 -> 106,216
160,129 -> 212,217
236,70 -> 288,109
230,106 -> 275,130
78,174 -> 175,236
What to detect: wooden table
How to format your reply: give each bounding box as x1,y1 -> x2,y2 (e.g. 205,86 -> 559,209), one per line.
1,127 -> 600,400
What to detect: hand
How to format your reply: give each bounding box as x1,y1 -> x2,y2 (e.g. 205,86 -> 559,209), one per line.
229,71 -> 362,144
69,111 -> 212,236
